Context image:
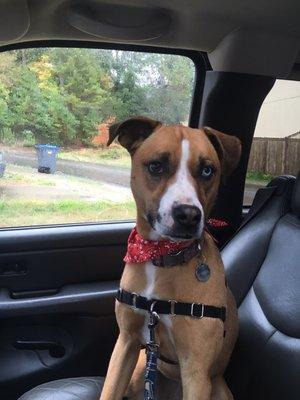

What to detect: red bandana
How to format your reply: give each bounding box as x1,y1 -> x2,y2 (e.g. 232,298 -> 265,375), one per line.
124,219 -> 228,264
207,218 -> 229,228
124,227 -> 193,264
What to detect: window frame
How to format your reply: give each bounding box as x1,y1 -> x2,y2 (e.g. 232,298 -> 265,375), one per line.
0,40 -> 207,231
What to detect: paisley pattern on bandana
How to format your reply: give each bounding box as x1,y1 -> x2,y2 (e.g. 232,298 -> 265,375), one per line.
207,218 -> 228,228
124,227 -> 193,264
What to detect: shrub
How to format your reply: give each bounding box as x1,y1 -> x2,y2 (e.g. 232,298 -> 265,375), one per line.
0,127 -> 15,145
22,129 -> 36,147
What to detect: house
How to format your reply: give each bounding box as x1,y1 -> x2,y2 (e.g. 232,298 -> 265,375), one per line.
254,79 -> 300,138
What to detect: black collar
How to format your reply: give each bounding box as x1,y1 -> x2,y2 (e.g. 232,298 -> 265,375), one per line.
152,240 -> 202,267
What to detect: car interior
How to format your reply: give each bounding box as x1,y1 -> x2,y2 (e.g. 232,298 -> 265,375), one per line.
0,1 -> 299,400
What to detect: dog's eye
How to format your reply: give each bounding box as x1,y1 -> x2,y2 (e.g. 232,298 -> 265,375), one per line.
148,161 -> 164,176
201,165 -> 214,179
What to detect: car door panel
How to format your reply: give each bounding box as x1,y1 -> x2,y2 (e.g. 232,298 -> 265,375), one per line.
0,222 -> 133,399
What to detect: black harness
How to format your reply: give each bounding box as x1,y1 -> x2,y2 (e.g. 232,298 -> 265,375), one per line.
117,288 -> 226,322
117,289 -> 226,400
117,237 -> 227,400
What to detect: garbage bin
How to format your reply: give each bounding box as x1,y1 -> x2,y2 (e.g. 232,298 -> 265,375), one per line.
35,144 -> 60,174
0,151 -> 5,177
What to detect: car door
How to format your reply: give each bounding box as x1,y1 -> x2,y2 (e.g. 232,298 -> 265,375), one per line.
0,222 -> 130,399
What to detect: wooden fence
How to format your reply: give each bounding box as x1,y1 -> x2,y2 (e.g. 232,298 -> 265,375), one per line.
248,137 -> 300,176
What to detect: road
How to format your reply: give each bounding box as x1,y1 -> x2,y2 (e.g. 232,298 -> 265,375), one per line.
4,150 -> 259,204
5,150 -> 131,187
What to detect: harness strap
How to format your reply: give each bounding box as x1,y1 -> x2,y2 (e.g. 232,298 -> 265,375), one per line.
117,288 -> 226,322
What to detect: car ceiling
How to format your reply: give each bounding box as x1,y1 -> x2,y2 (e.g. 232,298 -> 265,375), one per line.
0,0 -> 300,78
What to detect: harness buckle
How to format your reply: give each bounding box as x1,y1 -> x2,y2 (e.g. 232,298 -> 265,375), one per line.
131,292 -> 138,309
168,300 -> 177,315
191,303 -> 204,318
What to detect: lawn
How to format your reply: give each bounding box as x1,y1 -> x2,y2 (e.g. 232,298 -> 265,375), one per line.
0,161 -> 271,228
58,146 -> 131,168
1,169 -> 55,186
0,164 -> 135,228
0,199 -> 136,227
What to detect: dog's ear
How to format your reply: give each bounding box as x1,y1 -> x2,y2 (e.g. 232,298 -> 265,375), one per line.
203,127 -> 242,182
107,116 -> 162,154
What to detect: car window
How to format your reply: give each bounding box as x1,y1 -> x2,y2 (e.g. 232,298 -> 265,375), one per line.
244,79 -> 300,205
0,48 -> 195,228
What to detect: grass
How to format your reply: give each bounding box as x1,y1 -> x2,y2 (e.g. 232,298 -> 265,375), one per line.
58,146 -> 131,168
2,170 -> 56,186
0,164 -> 134,227
0,199 -> 136,228
246,171 -> 275,185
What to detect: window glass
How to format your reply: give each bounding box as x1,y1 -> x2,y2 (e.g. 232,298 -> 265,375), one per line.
244,79 -> 300,205
0,48 -> 195,228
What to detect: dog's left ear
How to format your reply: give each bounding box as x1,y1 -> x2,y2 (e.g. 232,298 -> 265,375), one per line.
203,127 -> 242,182
107,116 -> 162,154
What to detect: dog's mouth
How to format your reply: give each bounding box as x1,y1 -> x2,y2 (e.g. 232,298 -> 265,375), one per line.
162,229 -> 200,242
168,233 -> 194,240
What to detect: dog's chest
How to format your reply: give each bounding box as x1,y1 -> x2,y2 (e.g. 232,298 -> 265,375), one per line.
138,262 -> 174,345
139,262 -> 156,299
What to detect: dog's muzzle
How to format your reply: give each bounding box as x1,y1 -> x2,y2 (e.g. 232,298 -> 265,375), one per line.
172,204 -> 201,228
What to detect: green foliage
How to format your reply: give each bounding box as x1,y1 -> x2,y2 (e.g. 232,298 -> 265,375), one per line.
0,127 -> 15,145
0,48 -> 195,146
58,147 -> 131,168
246,170 -> 275,183
22,130 -> 36,147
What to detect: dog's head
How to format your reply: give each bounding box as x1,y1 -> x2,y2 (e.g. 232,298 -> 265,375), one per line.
108,116 -> 241,241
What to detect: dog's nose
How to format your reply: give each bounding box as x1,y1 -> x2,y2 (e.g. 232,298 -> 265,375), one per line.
172,205 -> 201,228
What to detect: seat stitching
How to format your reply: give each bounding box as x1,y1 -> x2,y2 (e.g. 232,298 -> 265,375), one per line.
282,217 -> 300,228
52,390 -> 85,400
265,328 -> 278,344
75,377 -> 103,390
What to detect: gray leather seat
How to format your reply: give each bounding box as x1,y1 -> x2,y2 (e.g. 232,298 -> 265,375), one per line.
18,373 -> 182,400
223,174 -> 299,400
18,174 -> 299,400
18,377 -> 104,400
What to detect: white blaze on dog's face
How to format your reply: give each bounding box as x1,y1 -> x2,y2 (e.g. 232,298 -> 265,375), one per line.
153,139 -> 204,240
108,117 -> 241,241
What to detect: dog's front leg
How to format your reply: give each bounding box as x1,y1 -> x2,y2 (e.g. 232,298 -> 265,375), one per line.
181,363 -> 212,400
100,334 -> 140,400
125,349 -> 146,399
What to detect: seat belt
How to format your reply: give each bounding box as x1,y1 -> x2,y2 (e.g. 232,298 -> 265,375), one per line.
220,184 -> 279,250
238,185 -> 278,232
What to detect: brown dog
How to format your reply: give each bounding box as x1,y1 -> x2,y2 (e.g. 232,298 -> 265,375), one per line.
100,117 -> 241,400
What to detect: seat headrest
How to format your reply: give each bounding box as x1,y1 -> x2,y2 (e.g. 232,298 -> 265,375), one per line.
291,172 -> 300,216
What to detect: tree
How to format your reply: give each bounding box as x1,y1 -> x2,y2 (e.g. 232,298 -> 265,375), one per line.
0,48 -> 195,146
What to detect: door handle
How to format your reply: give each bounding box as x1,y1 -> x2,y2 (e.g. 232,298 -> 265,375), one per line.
14,340 -> 65,358
0,261 -> 27,276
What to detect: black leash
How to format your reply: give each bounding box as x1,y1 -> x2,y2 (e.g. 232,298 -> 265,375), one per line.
144,304 -> 160,400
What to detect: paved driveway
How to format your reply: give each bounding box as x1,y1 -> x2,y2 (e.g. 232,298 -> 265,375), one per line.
5,150 -> 130,187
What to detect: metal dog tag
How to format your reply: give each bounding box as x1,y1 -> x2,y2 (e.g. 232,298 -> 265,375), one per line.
195,263 -> 211,282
